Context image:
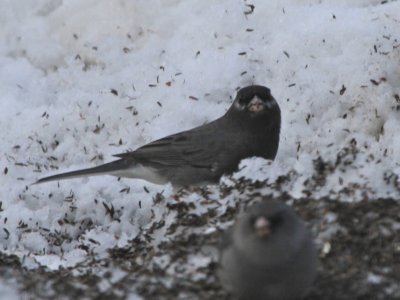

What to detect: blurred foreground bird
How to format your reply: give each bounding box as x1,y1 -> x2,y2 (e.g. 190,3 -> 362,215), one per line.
219,200 -> 317,300
35,85 -> 281,187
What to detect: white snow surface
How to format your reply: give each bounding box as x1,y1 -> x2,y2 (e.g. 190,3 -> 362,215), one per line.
0,278 -> 19,299
0,0 -> 399,280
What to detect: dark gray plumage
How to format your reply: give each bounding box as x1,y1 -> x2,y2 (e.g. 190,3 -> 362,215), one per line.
219,200 -> 317,300
35,85 -> 281,187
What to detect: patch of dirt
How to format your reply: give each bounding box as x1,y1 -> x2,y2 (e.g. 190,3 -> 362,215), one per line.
1,181 -> 399,299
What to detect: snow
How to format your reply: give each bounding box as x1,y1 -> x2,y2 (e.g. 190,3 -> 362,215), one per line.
0,278 -> 19,299
0,0 -> 399,297
367,272 -> 384,284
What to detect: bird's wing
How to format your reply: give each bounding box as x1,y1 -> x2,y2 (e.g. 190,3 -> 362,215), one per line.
114,125 -> 219,169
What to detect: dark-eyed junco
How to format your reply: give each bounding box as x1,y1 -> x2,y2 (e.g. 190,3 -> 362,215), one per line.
219,200 -> 317,300
35,85 -> 281,187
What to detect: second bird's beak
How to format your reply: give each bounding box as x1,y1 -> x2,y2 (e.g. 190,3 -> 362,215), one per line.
254,216 -> 271,237
247,96 -> 264,112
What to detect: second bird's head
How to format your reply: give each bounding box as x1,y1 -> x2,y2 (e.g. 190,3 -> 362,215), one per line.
233,200 -> 308,264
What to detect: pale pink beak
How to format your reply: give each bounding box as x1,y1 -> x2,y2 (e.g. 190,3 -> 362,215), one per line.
247,96 -> 264,112
254,216 -> 271,237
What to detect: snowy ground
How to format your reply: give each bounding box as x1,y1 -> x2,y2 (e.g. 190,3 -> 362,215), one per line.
0,0 -> 400,299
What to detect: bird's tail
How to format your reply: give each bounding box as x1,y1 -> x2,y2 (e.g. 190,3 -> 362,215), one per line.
33,159 -> 131,184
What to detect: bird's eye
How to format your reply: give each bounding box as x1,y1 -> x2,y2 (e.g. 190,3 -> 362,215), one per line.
235,97 -> 248,110
238,97 -> 247,105
268,213 -> 283,227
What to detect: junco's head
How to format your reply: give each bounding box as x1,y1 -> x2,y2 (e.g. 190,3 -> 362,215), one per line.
229,85 -> 280,120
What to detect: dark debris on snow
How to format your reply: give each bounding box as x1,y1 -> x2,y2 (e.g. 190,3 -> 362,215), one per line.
1,179 -> 399,300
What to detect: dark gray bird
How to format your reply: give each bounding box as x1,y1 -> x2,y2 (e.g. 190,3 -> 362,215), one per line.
35,85 -> 281,187
219,200 -> 317,300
